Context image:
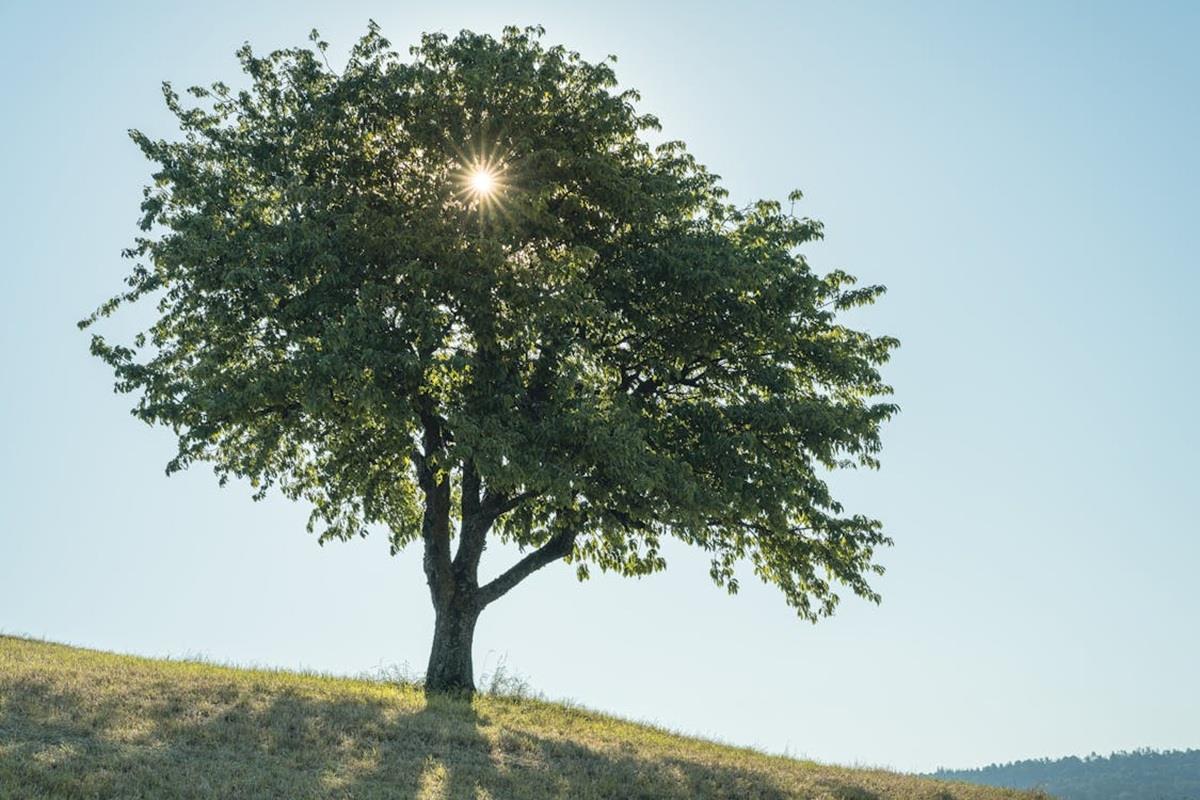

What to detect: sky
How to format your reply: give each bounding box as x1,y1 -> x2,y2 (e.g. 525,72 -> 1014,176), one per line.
1,0 -> 1197,775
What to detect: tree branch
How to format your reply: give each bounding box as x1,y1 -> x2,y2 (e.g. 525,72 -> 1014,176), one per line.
421,473 -> 454,603
477,528 -> 579,607
452,483 -> 543,583
486,489 -> 538,516
415,399 -> 453,603
451,460 -> 488,580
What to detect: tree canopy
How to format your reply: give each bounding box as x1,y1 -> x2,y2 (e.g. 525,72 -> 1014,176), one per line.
83,24 -> 898,692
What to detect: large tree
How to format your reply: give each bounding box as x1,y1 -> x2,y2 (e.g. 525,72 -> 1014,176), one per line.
83,24 -> 898,695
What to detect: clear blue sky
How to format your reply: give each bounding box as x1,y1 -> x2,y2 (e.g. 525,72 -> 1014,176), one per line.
2,0 -> 1196,774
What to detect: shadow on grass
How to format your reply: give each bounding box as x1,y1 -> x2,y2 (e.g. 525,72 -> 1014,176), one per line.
0,671 -> 889,799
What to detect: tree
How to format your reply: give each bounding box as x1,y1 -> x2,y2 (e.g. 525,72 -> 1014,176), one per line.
82,24 -> 899,696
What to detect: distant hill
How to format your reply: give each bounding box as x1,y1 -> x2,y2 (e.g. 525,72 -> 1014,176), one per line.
0,635 -> 1043,800
931,749 -> 1200,800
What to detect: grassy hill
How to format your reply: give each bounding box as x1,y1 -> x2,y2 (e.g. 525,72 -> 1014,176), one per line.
1,636 -> 1044,800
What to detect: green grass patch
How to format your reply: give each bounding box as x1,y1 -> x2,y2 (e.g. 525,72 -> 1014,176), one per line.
0,635 -> 1045,799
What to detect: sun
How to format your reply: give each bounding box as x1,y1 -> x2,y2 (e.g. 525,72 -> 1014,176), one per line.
468,167 -> 497,197
456,156 -> 508,209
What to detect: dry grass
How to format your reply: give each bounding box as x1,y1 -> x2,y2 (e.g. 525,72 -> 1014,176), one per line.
0,636 -> 1044,799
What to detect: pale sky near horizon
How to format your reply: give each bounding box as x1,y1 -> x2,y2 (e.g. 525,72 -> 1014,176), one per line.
2,0 -> 1197,774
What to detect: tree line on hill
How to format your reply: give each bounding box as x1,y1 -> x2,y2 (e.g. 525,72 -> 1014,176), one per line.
931,748 -> 1200,800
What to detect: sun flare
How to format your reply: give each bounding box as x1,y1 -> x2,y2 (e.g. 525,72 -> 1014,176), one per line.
468,168 -> 497,196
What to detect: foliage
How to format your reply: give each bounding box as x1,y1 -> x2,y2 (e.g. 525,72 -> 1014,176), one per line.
1,636 -> 1044,800
931,749 -> 1200,800
82,23 -> 898,627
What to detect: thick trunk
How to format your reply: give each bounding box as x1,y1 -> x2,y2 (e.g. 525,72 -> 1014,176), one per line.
424,591 -> 481,696
414,447 -> 576,697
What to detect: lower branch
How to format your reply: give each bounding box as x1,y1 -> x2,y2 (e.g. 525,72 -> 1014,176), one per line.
477,528 -> 579,607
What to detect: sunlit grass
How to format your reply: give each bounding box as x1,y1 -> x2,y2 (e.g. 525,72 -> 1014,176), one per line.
0,636 -> 1046,799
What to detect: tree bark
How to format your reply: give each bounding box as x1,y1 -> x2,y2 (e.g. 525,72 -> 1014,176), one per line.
421,526 -> 580,698
414,435 -> 578,697
425,589 -> 482,696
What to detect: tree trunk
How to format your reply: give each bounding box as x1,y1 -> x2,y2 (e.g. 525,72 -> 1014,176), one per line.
424,591 -> 481,696
414,452 -> 576,697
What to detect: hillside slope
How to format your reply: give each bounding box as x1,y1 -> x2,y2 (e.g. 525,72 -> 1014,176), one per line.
0,636 -> 1043,799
